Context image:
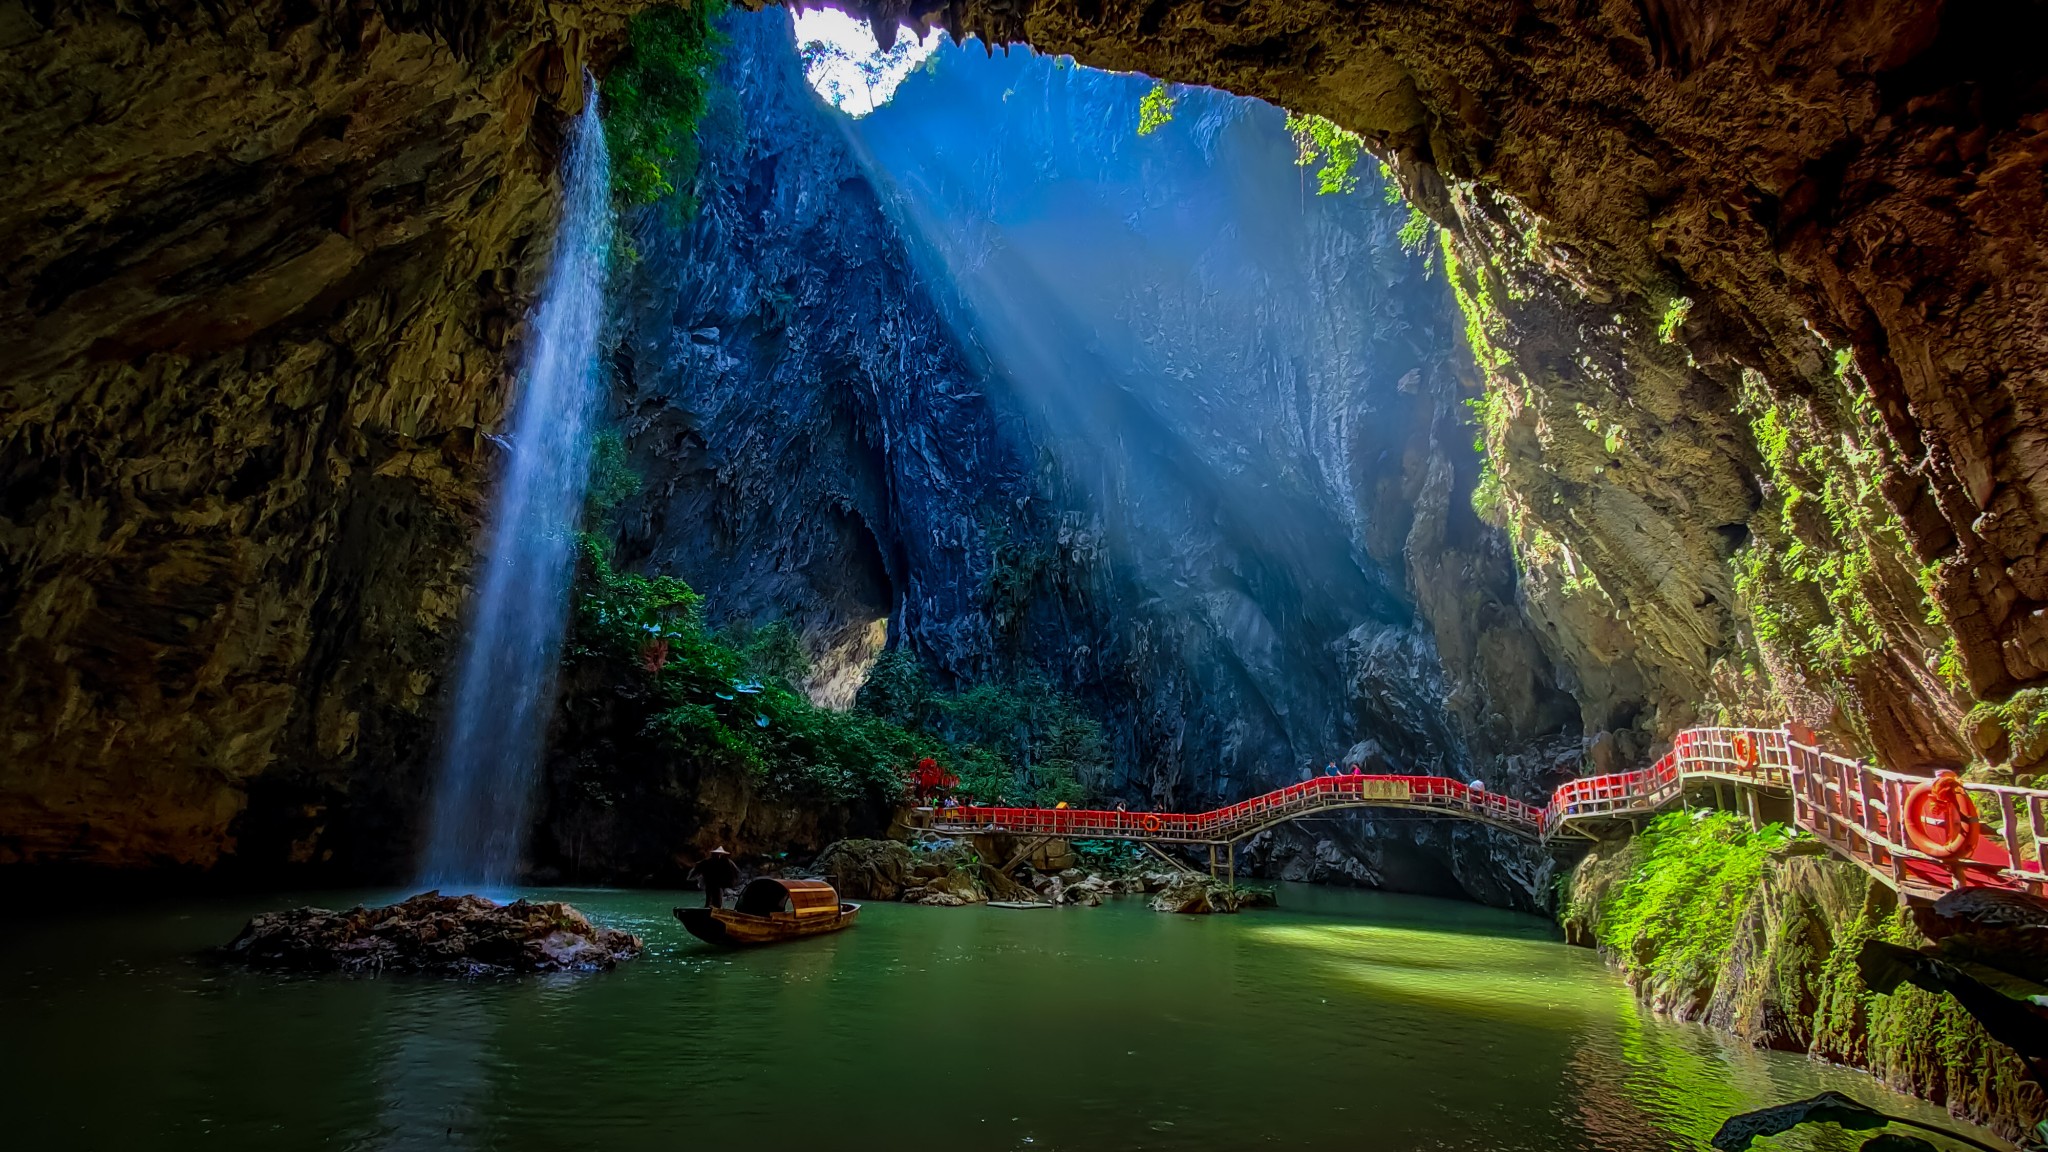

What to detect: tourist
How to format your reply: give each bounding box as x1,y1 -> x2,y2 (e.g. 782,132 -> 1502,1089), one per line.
689,846 -> 742,909
1349,763 -> 1363,775
1326,762 -> 1341,776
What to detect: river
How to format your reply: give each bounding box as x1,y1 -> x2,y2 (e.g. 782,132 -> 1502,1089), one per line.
2,884 -> 1988,1150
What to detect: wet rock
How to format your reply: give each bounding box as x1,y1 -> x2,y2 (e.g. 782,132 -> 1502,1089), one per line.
814,839 -> 915,900
898,843 -> 991,906
903,869 -> 986,907
1150,875 -> 1274,915
977,864 -> 1038,903
220,892 -> 642,976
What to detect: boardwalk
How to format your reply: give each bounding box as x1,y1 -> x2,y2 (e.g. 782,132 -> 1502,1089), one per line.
919,726 -> 2048,902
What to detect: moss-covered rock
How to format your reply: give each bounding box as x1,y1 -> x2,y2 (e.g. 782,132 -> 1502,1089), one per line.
1565,814 -> 2046,1139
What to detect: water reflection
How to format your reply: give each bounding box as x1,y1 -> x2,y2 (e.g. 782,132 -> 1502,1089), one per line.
360,986 -> 501,1151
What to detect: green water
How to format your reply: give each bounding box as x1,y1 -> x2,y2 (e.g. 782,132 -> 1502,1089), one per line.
1,884 -> 1993,1150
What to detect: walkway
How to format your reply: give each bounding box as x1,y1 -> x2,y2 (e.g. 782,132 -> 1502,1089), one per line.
919,726 -> 2048,902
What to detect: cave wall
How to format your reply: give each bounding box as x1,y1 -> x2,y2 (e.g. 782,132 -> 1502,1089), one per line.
0,0 -> 640,876
6,0 -> 2042,880
833,0 -> 2048,769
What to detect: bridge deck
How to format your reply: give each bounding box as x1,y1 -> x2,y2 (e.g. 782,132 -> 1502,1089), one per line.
919,725 -> 2048,902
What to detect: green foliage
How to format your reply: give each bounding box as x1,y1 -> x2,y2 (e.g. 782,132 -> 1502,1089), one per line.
718,619 -> 811,690
1136,80 -> 1176,136
1284,112 -> 1365,195
584,429 -> 640,529
1593,811 -> 1793,997
1396,204 -> 1434,255
1657,296 -> 1693,343
602,1 -> 727,212
572,535 -> 931,804
1470,455 -> 1507,525
856,652 -> 1105,806
1728,370 -> 1918,680
1443,235 -> 1510,375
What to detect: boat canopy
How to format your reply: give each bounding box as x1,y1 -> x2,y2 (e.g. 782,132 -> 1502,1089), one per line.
733,877 -> 840,917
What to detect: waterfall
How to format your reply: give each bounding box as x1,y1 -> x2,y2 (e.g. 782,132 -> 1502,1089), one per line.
419,81 -> 613,889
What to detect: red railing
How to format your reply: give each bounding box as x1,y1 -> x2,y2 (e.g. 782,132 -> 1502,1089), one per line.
918,725 -> 2048,899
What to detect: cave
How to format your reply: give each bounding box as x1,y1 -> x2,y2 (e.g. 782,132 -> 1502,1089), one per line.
3,0 -> 2046,1147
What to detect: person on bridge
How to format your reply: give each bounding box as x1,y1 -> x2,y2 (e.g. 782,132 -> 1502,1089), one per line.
689,847 -> 742,909
1348,764 -> 1363,775
1326,762 -> 1341,776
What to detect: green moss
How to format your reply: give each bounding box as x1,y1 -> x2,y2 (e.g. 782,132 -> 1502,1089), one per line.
1443,233 -> 1510,375
1592,811 -> 1792,999
602,1 -> 727,213
1569,825 -> 2045,1138
1136,80 -> 1176,136
1728,369 -> 1917,682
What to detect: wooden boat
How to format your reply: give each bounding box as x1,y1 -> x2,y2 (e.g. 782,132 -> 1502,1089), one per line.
674,877 -> 859,947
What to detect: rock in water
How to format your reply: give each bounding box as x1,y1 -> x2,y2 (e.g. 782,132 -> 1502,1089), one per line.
1150,875 -> 1276,915
813,839 -> 915,900
222,892 -> 642,975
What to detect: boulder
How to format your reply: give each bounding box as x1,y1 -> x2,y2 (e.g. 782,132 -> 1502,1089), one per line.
904,869 -> 986,906
1150,875 -> 1274,915
221,892 -> 642,975
814,839 -> 915,899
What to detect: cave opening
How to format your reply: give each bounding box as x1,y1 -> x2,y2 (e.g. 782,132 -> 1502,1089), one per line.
2,0 -> 2043,1146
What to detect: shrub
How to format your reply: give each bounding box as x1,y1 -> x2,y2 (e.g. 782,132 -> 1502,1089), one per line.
602,1 -> 727,213
573,544 -> 1108,808
1136,80 -> 1177,135
1594,811 -> 1793,997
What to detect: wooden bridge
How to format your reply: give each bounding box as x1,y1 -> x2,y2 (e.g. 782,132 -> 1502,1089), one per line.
917,726 -> 2048,903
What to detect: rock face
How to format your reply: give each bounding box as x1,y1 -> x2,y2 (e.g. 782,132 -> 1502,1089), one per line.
1565,837 -> 2043,1138
8,0 -> 2044,895
835,0 -> 2048,771
608,12 -> 1575,905
221,891 -> 643,975
0,0 -> 641,875
814,838 -> 916,900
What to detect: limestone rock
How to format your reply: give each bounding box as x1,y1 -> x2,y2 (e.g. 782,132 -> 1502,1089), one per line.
221,892 -> 642,975
814,839 -> 915,901
0,0 -> 645,874
1150,875 -> 1273,915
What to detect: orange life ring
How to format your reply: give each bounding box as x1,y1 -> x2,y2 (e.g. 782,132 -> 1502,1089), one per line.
1730,734 -> 1759,770
1141,814 -> 1163,834
1903,772 -> 1981,860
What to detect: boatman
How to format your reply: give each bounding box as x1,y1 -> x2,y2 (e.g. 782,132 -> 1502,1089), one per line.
689,846 -> 742,908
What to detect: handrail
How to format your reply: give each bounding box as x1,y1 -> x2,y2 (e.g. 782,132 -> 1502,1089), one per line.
918,725 -> 2048,899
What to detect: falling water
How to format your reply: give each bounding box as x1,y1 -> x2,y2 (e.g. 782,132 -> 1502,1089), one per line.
420,80 -> 612,889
